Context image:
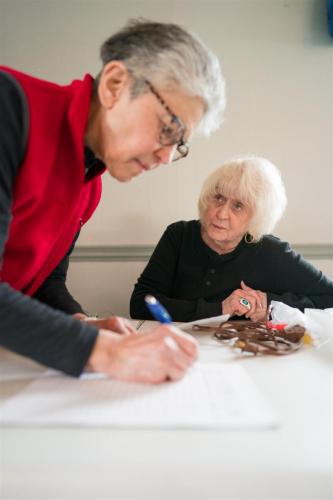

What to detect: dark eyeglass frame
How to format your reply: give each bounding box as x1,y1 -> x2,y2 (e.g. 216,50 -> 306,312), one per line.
144,79 -> 189,162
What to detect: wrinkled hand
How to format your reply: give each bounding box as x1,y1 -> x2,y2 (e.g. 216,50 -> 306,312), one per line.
222,280 -> 267,321
73,313 -> 137,336
240,281 -> 267,321
87,325 -> 199,384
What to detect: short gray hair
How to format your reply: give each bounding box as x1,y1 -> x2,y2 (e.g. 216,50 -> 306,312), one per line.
198,156 -> 288,241
99,19 -> 225,136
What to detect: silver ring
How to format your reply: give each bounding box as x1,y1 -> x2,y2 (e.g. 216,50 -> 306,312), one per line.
239,298 -> 251,310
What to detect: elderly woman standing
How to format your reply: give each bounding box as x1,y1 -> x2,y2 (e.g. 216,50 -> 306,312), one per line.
0,19 -> 225,382
130,156 -> 333,322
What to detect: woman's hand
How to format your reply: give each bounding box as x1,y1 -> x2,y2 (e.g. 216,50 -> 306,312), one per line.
239,281 -> 267,321
222,289 -> 249,317
73,313 -> 137,336
87,325 -> 199,383
222,280 -> 267,321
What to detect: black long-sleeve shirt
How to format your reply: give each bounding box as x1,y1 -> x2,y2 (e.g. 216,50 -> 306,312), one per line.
0,71 -> 101,376
130,220 -> 333,322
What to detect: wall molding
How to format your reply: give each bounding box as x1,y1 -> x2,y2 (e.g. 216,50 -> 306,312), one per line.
71,244 -> 333,262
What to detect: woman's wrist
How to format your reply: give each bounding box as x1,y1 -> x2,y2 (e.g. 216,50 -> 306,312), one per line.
87,329 -> 119,374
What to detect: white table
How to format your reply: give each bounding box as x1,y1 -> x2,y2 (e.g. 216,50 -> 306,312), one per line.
0,322 -> 332,500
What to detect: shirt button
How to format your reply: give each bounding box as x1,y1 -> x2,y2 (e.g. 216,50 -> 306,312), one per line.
205,280 -> 211,286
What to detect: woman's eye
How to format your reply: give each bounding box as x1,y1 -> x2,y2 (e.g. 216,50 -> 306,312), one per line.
161,123 -> 174,139
214,195 -> 224,204
233,202 -> 243,211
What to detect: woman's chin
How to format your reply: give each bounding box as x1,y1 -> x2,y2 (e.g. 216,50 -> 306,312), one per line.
210,229 -> 228,242
106,166 -> 136,183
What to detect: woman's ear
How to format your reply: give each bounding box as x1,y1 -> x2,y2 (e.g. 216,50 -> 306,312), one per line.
98,61 -> 129,109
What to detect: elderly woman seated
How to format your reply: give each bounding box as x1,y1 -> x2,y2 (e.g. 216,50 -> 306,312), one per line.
130,156 -> 333,322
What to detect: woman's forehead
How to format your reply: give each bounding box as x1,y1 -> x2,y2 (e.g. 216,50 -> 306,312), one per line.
213,184 -> 245,202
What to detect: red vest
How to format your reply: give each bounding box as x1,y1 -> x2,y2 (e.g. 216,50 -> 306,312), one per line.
0,67 -> 104,295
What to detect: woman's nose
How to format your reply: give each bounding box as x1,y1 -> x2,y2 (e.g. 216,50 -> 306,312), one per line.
154,144 -> 175,165
216,203 -> 230,219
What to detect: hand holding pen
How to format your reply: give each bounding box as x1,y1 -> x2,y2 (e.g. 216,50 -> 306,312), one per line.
145,295 -> 180,352
88,296 -> 198,384
144,294 -> 198,377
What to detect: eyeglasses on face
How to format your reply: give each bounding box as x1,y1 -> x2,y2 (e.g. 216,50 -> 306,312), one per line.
144,79 -> 189,162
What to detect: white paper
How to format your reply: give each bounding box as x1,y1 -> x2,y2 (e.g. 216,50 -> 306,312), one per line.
179,314 -> 230,331
0,363 -> 277,429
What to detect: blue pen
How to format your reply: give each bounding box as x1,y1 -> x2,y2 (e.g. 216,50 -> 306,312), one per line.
145,295 -> 172,323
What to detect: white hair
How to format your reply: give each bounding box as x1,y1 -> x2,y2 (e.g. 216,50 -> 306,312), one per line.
198,156 -> 287,241
99,19 -> 225,136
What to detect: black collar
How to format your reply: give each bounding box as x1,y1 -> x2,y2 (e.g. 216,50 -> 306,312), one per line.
84,146 -> 105,181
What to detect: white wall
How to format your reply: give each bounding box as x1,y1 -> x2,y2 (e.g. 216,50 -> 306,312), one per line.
1,0 -> 332,315
1,0 -> 332,244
